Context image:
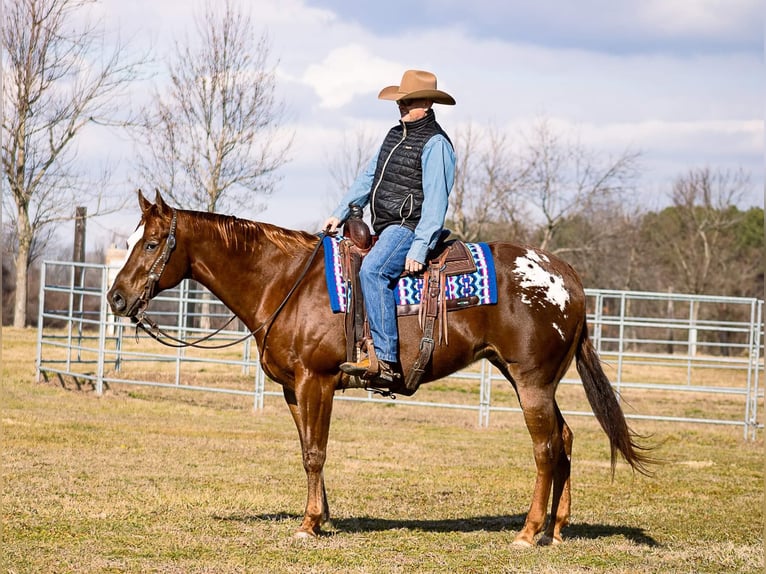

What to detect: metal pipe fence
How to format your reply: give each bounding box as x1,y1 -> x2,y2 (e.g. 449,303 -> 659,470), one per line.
36,261 -> 764,439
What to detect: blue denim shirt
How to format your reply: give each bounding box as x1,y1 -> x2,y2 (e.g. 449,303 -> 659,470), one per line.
331,134 -> 455,264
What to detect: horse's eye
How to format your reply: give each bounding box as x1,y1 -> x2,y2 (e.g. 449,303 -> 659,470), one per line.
145,242 -> 159,252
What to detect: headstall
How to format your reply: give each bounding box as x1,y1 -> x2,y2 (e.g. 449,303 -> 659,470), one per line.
130,212 -> 328,350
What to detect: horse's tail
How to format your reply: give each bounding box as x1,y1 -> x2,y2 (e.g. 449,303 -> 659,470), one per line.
576,321 -> 655,477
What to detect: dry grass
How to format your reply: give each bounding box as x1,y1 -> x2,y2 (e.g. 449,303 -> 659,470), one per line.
3,327 -> 765,573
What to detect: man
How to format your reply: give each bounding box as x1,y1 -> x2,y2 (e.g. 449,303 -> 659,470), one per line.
322,69 -> 456,385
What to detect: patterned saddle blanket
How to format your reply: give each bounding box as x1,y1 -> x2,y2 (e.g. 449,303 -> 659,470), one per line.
322,235 -> 497,314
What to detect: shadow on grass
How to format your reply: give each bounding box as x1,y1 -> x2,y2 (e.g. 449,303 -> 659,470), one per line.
216,512 -> 659,546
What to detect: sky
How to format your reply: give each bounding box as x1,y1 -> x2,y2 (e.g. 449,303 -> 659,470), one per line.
76,0 -> 763,251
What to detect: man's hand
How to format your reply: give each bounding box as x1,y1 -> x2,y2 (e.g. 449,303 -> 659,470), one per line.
322,216 -> 341,234
405,258 -> 424,274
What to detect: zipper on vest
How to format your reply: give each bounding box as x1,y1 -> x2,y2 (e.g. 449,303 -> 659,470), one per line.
371,122 -> 408,230
399,194 -> 414,224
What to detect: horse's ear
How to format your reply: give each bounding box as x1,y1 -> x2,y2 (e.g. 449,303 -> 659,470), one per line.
154,188 -> 170,216
138,189 -> 153,214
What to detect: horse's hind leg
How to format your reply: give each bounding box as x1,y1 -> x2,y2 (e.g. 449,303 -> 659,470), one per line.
513,385 -> 564,547
540,404 -> 573,545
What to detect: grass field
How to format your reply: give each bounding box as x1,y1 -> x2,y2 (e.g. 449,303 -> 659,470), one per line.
3,327 -> 764,573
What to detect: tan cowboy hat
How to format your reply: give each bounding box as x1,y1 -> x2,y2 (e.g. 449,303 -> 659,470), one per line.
378,69 -> 456,105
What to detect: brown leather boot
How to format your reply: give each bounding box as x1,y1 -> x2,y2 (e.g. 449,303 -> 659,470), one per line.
339,356 -> 372,376
340,357 -> 401,385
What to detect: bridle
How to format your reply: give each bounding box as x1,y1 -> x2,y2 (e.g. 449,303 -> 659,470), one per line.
135,208 -> 178,317
131,208 -> 328,350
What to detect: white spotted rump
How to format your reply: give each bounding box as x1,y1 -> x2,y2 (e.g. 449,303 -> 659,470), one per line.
513,248 -> 570,313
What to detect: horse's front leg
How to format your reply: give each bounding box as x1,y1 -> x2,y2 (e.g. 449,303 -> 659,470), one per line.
282,375 -> 336,537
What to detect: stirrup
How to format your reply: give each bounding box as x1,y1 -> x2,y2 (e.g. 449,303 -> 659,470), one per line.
339,357 -> 372,377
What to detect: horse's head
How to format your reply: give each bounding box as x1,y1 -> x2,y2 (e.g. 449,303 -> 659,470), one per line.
107,189 -> 189,317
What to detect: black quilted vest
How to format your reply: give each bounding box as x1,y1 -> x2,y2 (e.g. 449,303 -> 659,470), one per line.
370,110 -> 452,234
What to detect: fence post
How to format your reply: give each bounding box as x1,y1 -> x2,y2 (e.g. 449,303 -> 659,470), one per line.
175,282 -> 187,386
114,321 -> 123,372
96,265 -> 109,396
242,331 -> 251,376
65,263 -> 75,370
478,360 -> 491,427
35,262 -> 47,382
615,292 -> 626,400
254,361 -> 265,411
745,299 -> 762,440
592,291 -> 603,354
688,299 -> 698,357
72,208 -> 87,356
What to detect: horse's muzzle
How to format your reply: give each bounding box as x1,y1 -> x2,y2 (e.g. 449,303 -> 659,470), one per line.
107,288 -> 137,317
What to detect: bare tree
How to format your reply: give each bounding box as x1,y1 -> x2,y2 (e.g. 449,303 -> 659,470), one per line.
325,128 -> 378,214
645,167 -> 751,294
448,123 -> 528,242
135,0 -> 292,215
2,0 -> 145,327
327,129 -> 378,192
551,203 -> 645,290
519,117 -> 641,252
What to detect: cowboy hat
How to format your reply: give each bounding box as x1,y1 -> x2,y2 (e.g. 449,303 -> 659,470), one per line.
378,70 -> 456,105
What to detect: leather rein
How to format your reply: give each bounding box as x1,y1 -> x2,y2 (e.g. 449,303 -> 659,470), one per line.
131,208 -> 328,350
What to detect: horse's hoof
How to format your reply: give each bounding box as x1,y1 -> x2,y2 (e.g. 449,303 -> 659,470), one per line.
293,529 -> 316,540
537,534 -> 562,546
511,537 -> 534,548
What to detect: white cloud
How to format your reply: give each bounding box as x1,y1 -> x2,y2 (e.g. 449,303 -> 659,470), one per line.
301,45 -> 402,108
639,0 -> 756,37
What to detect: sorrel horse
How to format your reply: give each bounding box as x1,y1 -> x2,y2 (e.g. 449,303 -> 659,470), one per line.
107,190 -> 652,546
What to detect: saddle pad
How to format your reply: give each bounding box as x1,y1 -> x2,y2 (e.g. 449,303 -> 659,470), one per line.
322,235 -> 497,314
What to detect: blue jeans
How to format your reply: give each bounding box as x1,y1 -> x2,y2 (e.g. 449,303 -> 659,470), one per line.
359,225 -> 414,364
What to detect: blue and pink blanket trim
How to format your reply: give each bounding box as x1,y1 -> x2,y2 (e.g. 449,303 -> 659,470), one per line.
322,235 -> 498,314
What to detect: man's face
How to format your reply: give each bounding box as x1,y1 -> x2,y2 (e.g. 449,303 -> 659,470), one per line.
396,98 -> 433,122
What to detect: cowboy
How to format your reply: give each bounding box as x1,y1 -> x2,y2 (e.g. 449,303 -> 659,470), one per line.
323,69 -> 456,385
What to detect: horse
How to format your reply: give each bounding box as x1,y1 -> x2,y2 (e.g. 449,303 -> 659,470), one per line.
107,189 -> 653,546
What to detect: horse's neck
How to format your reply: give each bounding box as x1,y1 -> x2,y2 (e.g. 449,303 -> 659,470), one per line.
187,217 -> 314,325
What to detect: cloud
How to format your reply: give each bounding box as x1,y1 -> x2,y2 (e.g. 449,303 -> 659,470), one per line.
637,0 -> 758,39
301,45 -> 402,108
308,0 -> 762,54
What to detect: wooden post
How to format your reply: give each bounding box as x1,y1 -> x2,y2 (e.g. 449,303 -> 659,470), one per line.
72,207 -> 86,320
73,207 -> 86,263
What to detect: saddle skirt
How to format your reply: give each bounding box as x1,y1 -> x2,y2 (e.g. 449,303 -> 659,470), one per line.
322,235 -> 497,315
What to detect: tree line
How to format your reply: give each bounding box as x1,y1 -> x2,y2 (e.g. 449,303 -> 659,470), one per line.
2,0 -> 762,328
443,122 -> 762,299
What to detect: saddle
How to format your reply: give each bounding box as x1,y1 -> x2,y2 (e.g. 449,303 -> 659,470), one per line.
338,208 -> 478,394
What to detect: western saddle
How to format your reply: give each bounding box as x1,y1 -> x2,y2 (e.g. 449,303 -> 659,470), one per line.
338,206 -> 479,395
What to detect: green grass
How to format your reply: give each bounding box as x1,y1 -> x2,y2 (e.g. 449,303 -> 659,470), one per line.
3,328 -> 764,573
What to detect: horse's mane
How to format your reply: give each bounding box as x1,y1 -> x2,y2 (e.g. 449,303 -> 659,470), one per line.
181,210 -> 319,254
